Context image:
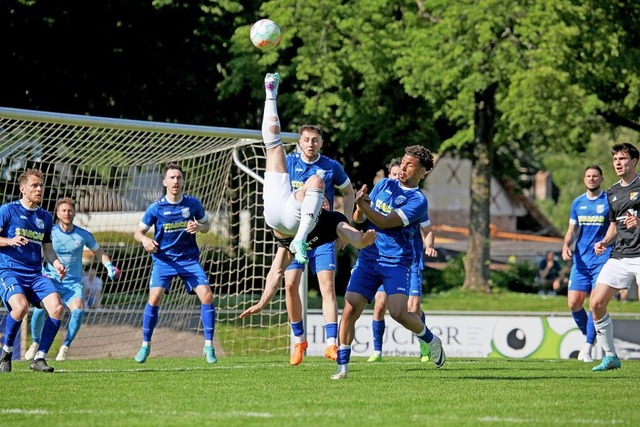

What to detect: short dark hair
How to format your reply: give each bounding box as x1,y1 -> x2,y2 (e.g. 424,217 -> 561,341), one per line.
164,162 -> 183,177
405,145 -> 434,171
611,143 -> 639,160
386,158 -> 401,173
584,165 -> 603,176
298,124 -> 323,139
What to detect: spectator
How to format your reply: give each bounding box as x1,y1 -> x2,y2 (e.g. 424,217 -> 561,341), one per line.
82,268 -> 104,309
536,251 -> 562,296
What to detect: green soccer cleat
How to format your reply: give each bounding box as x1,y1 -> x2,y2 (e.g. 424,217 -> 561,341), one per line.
289,240 -> 309,265
419,340 -> 431,363
367,354 -> 382,363
203,345 -> 217,364
592,355 -> 621,372
134,345 -> 151,363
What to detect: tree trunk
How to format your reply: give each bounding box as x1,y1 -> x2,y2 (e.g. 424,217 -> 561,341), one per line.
463,84 -> 497,293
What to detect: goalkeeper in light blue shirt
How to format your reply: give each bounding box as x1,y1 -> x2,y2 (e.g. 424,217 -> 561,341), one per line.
25,197 -> 120,362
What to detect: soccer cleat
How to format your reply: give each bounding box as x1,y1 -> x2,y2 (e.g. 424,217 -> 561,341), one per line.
324,345 -> 338,361
577,346 -> 594,363
592,355 -> 621,372
0,350 -> 12,373
30,358 -> 54,373
25,342 -> 39,361
330,365 -> 348,380
367,354 -> 382,363
428,336 -> 446,368
290,340 -> 308,366
203,345 -> 217,364
289,240 -> 309,265
134,345 -> 151,363
419,340 -> 431,363
264,73 -> 280,100
56,345 -> 69,361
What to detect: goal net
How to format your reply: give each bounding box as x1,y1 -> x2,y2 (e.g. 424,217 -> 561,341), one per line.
0,107 -> 298,359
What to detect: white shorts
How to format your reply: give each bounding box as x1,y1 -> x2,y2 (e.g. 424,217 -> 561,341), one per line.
263,172 -> 301,236
596,257 -> 640,290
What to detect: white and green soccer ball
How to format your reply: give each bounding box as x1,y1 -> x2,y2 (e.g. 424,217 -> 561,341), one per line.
250,19 -> 281,50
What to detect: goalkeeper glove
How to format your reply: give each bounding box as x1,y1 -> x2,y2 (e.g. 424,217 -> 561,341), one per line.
105,262 -> 121,280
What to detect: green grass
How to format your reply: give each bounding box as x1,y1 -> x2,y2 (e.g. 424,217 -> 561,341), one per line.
1,356 -> 638,427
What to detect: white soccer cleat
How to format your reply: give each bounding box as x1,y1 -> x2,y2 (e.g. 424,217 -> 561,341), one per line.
25,342 -> 38,361
56,345 -> 69,361
428,335 -> 446,368
330,365 -> 348,380
577,344 -> 594,363
264,73 -> 280,100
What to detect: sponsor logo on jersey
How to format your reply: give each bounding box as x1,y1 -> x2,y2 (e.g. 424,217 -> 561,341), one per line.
163,221 -> 188,232
375,199 -> 393,214
15,227 -> 45,242
291,180 -> 304,189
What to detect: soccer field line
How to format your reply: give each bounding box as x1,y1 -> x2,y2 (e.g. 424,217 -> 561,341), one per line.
1,407 -> 274,419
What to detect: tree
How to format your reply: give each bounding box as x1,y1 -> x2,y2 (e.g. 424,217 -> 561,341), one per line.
394,0 -> 640,291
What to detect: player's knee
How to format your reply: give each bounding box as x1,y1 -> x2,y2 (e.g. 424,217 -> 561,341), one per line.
11,302 -> 29,320
303,175 -> 324,190
49,303 -> 65,319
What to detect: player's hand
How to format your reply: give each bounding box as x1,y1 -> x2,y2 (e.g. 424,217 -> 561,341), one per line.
594,241 -> 607,256
239,304 -> 263,318
142,236 -> 159,253
10,236 -> 29,247
186,219 -> 201,234
425,247 -> 438,258
625,211 -> 638,229
355,184 -> 370,206
561,246 -> 572,261
105,262 -> 121,281
55,262 -> 67,281
335,238 -> 347,251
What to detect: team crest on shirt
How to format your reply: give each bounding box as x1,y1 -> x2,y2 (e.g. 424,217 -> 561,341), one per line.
35,218 -> 45,229
394,195 -> 407,205
181,207 -> 191,218
631,192 -> 638,201
596,204 -> 605,214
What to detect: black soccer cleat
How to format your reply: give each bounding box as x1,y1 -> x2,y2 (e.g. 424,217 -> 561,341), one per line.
30,358 -> 55,373
0,350 -> 12,373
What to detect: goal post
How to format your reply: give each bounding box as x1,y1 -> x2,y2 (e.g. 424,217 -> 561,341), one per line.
0,107 -> 299,359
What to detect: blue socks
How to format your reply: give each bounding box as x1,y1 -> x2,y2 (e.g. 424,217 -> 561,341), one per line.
30,308 -> 46,344
571,308 -> 588,335
3,314 -> 22,347
290,320 -> 304,338
39,317 -> 62,353
142,303 -> 159,342
372,319 -> 385,352
201,303 -> 216,341
64,309 -> 84,346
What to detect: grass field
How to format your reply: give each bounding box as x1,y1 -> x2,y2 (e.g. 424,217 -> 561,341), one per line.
1,356 -> 638,427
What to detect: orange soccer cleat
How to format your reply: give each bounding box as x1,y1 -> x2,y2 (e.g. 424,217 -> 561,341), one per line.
290,340 -> 309,366
324,344 -> 338,361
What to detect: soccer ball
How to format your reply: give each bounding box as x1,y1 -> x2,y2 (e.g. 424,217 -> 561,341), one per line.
250,19 -> 281,50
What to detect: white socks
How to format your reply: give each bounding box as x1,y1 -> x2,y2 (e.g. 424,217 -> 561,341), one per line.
293,187 -> 324,242
594,313 -> 616,356
262,98 -> 281,149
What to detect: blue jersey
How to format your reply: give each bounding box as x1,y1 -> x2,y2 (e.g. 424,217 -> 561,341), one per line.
139,194 -> 206,263
569,191 -> 611,269
0,201 -> 53,274
358,178 -> 428,267
286,152 -> 350,209
43,225 -> 100,284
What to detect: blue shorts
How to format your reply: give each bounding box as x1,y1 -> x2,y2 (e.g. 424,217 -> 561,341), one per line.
376,266 -> 423,296
287,242 -> 336,273
568,262 -> 606,293
50,279 -> 84,307
348,259 -> 411,302
150,258 -> 209,295
0,270 -> 58,311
